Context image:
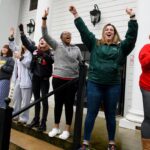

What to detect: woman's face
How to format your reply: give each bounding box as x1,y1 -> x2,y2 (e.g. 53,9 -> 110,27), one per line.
1,47 -> 8,55
61,32 -> 72,45
38,38 -> 49,51
103,25 -> 115,43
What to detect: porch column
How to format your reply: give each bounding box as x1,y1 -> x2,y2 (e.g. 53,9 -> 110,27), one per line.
33,0 -> 53,43
119,0 -> 150,129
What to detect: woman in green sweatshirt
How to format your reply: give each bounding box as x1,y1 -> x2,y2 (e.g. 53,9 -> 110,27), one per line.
69,6 -> 138,150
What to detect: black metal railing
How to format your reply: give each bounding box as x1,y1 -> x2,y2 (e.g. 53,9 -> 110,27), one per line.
0,62 -> 87,150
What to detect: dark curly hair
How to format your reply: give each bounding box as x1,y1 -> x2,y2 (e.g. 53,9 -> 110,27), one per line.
0,44 -> 13,57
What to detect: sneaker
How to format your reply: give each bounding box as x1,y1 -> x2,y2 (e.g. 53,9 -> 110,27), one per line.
78,144 -> 90,150
48,128 -> 61,137
17,120 -> 27,125
59,131 -> 70,140
108,144 -> 117,150
12,117 -> 19,122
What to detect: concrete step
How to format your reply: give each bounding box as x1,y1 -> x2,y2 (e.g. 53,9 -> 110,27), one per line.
10,129 -> 63,150
11,122 -> 73,150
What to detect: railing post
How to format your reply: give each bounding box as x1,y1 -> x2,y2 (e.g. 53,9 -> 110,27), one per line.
0,97 -> 13,150
73,62 -> 87,150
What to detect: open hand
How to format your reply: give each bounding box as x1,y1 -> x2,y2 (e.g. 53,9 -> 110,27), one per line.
9,27 -> 15,37
43,7 -> 49,18
14,51 -> 21,59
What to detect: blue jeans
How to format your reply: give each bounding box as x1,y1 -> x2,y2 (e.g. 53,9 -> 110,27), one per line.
0,79 -> 10,108
84,80 -> 121,141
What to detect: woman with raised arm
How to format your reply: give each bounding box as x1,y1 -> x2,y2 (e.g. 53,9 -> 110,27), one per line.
139,35 -> 150,150
69,6 -> 138,150
41,8 -> 83,140
9,27 -> 32,124
18,24 -> 54,132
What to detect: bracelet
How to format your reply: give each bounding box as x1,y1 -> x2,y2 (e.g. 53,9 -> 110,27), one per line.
130,14 -> 135,18
42,17 -> 47,20
8,37 -> 14,41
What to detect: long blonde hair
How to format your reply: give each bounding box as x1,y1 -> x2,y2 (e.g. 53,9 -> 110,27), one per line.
97,23 -> 121,45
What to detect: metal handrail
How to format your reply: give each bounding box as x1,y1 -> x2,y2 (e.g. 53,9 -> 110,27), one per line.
12,78 -> 79,118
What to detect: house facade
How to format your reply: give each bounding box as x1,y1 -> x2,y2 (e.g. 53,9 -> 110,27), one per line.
0,0 -> 150,130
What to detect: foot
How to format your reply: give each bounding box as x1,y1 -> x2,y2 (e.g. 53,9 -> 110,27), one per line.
59,131 -> 70,140
12,117 -> 19,122
17,120 -> 27,125
78,144 -> 90,150
48,128 -> 61,137
37,122 -> 46,132
27,119 -> 39,128
108,143 -> 117,150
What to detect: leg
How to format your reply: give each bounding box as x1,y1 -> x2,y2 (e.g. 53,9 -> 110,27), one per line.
83,81 -> 103,141
38,78 -> 50,131
59,81 -> 78,140
0,80 -> 10,108
13,80 -> 22,119
19,88 -> 32,123
32,75 -> 41,122
140,88 -> 150,150
103,84 -> 121,143
28,75 -> 40,127
48,78 -> 65,137
64,81 -> 77,127
53,78 -> 65,125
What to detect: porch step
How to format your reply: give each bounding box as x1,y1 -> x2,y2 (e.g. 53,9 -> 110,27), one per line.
10,129 -> 63,150
11,122 -> 73,150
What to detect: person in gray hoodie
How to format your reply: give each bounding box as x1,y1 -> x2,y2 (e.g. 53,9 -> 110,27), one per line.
9,27 -> 32,124
0,44 -> 14,108
41,8 -> 83,140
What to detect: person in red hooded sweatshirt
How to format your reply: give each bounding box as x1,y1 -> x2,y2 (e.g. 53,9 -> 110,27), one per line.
139,35 -> 150,150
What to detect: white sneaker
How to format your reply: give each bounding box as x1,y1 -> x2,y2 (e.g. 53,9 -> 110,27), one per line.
48,128 -> 61,137
59,131 -> 70,140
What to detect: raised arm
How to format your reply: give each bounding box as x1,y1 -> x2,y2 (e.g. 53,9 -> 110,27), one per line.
8,27 -> 19,52
119,8 -> 138,56
69,6 -> 96,52
18,24 -> 37,53
41,8 -> 58,50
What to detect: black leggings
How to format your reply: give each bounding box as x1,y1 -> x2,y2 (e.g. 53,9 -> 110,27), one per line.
140,88 -> 150,138
32,75 -> 50,122
52,78 -> 77,125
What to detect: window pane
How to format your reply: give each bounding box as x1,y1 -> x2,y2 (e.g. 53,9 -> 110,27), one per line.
29,0 -> 38,11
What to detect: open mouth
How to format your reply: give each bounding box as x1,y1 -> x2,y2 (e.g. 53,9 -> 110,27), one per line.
66,37 -> 70,39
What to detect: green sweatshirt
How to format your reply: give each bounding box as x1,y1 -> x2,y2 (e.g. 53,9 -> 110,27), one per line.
74,17 -> 138,85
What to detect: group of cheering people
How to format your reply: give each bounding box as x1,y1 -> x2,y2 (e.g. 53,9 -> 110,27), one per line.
0,5 -> 149,150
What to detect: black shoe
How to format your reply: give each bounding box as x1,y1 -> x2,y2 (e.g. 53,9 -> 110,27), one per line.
27,119 -> 39,128
37,122 -> 46,132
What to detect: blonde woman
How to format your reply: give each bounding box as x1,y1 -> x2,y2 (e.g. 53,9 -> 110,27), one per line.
70,6 -> 138,150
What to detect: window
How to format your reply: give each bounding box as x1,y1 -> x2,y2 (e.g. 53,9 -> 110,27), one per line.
29,0 -> 38,11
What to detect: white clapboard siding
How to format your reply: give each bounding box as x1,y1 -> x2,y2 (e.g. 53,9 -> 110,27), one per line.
16,0 -> 37,44
16,0 -> 137,116
50,0 -> 137,116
